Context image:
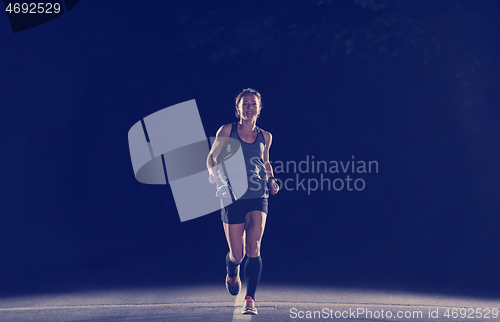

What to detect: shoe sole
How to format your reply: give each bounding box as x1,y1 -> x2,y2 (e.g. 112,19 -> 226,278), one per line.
242,308 -> 258,315
225,275 -> 240,296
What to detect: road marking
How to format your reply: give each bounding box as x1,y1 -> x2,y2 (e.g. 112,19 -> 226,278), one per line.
232,284 -> 251,321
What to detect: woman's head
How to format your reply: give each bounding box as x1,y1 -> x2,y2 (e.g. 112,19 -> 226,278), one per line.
235,88 -> 262,119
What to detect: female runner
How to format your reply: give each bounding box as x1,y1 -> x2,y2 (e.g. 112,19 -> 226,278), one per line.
206,88 -> 279,315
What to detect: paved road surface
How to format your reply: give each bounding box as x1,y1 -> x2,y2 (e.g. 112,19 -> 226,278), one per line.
1,283 -> 499,321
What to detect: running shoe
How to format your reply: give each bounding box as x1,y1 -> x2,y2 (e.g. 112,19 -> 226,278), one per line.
225,273 -> 240,296
242,295 -> 258,315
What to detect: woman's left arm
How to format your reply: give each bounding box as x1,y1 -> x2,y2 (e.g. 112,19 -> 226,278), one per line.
263,131 -> 279,195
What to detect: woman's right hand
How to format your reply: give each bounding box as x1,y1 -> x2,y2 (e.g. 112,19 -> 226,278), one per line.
209,170 -> 220,184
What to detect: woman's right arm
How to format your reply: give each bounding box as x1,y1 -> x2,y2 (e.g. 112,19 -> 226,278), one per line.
206,124 -> 231,183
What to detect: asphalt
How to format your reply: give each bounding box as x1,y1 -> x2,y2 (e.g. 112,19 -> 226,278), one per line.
1,283 -> 499,322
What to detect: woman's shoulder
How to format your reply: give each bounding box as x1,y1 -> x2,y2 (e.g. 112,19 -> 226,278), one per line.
259,128 -> 272,145
259,128 -> 272,138
217,123 -> 234,137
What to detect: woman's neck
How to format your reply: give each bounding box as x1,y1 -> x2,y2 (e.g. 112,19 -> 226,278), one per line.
238,119 -> 257,132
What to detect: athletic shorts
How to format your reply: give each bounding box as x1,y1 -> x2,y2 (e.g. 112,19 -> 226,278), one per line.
221,197 -> 268,224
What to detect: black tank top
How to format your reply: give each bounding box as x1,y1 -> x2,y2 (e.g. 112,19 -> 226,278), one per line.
217,122 -> 268,199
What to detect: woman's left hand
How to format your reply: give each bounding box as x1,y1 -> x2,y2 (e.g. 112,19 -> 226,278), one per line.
269,179 -> 279,195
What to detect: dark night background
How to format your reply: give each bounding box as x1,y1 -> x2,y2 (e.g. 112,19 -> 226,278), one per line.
1,0 -> 500,298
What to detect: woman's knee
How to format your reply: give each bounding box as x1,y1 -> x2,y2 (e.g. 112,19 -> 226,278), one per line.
230,251 -> 245,264
245,241 -> 261,258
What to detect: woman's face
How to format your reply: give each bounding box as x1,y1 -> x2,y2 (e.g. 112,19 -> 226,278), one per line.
236,94 -> 261,120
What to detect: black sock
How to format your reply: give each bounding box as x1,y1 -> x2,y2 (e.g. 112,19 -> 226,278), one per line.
226,252 -> 241,277
244,255 -> 262,300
